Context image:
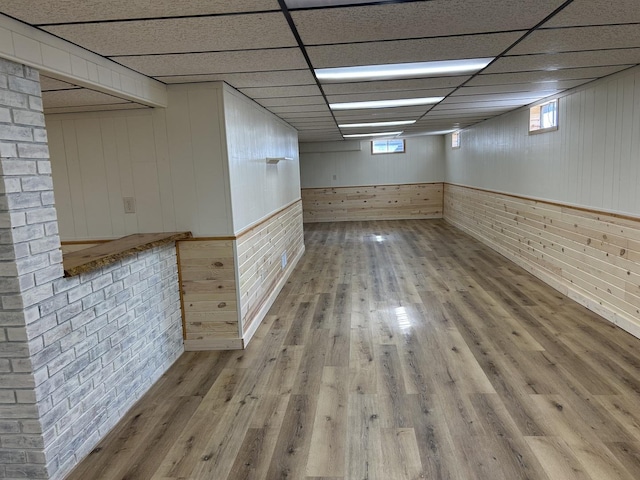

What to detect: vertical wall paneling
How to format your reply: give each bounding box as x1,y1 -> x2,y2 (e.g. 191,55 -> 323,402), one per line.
299,136 -> 445,189
114,114 -> 138,234
444,184 -> 640,338
98,117 -> 125,236
445,65 -> 640,217
222,85 -> 301,233
47,119 -> 76,236
151,109 -> 177,232
61,118 -> 88,237
47,83 -> 235,240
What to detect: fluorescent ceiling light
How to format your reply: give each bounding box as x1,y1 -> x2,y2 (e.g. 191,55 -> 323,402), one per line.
343,131 -> 403,138
330,97 -> 443,110
316,58 -> 493,82
339,120 -> 416,128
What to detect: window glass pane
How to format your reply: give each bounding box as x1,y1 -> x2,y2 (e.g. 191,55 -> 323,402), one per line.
387,139 -> 405,152
371,139 -> 405,154
371,140 -> 389,153
451,131 -> 460,148
529,99 -> 558,133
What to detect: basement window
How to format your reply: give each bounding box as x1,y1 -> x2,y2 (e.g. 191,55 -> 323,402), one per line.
451,131 -> 460,149
529,99 -> 558,134
371,139 -> 405,154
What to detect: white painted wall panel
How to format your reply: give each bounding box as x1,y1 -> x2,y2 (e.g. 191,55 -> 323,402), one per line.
299,135 -> 445,188
445,65 -> 640,216
165,84 -> 232,235
48,83 -> 233,240
222,85 -> 301,232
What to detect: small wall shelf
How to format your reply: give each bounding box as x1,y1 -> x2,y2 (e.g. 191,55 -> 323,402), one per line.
266,157 -> 293,164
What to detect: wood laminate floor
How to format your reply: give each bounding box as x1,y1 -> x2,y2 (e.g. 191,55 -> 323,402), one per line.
66,220 -> 640,480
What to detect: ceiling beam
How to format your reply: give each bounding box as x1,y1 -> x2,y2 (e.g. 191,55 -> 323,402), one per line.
0,13 -> 167,107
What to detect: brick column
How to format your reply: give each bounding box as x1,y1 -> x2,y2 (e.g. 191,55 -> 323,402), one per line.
0,57 -> 61,479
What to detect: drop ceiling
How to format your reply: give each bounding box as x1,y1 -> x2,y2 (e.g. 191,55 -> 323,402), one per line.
1,0 -> 639,142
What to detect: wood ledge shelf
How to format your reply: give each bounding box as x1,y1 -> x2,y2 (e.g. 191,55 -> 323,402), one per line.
63,232 -> 193,277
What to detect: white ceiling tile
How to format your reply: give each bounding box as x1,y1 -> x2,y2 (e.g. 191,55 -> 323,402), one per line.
544,0 -> 640,27
467,65 -> 631,86
298,134 -> 344,141
241,85 -> 321,98
42,89 -> 132,108
116,49 -> 308,76
420,112 -> 496,120
326,89 -> 453,103
4,0 -> 635,140
436,99 -> 535,109
406,121 -> 468,130
295,124 -> 339,130
446,92 -> 559,103
296,128 -> 341,134
44,13 -> 297,56
291,0 -> 562,44
484,49 -> 640,74
452,80 -> 589,95
283,111 -> 332,118
267,105 -> 331,114
155,70 -> 315,87
0,0 -> 280,24
288,119 -> 337,125
40,75 -> 79,91
307,32 -> 523,68
429,104 -> 522,115
257,96 -> 326,107
285,0 -> 374,8
510,25 -> 640,55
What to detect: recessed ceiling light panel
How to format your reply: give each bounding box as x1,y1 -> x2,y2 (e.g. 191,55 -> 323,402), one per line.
330,97 -> 443,110
316,58 -> 494,83
339,120 -> 416,128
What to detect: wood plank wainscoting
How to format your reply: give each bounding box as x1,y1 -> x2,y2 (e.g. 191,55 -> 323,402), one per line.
302,182 -> 443,222
177,239 -> 240,350
179,199 -> 305,350
236,199 -> 305,342
444,183 -> 640,339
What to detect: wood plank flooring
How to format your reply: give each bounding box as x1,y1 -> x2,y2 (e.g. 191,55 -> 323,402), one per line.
66,219 -> 640,480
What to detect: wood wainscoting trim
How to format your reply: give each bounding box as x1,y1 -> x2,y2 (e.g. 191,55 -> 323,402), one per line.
178,201 -> 306,351
302,182 -> 443,223
177,238 -> 241,351
445,182 -> 640,223
443,183 -> 640,339
236,201 -> 305,344
234,198 -> 302,238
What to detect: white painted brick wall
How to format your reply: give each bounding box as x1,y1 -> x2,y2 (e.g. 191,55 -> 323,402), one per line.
34,245 -> 183,479
1,57 -> 184,480
1,56 -> 55,480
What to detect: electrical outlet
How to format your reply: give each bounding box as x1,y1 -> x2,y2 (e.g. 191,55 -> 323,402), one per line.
281,251 -> 287,270
123,197 -> 136,213
332,174 -> 337,180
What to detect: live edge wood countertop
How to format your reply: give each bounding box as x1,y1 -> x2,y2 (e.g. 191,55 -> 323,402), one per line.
62,232 -> 193,277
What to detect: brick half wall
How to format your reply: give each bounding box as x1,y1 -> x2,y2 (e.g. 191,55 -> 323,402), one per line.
36,245 -> 184,479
